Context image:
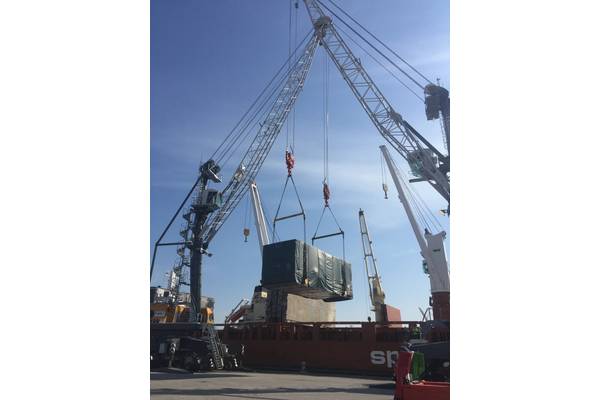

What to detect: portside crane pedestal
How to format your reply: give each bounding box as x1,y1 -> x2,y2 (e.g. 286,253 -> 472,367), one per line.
189,159 -> 222,322
431,292 -> 450,321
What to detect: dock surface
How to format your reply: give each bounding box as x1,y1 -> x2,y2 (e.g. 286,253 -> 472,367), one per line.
151,370 -> 394,400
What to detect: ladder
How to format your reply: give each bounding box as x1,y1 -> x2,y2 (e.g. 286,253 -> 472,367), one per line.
203,324 -> 224,369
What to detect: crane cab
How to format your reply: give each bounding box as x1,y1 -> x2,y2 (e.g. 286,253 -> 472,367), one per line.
407,149 -> 439,179
196,189 -> 222,213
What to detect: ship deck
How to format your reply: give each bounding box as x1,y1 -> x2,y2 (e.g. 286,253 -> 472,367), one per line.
150,370 -> 395,400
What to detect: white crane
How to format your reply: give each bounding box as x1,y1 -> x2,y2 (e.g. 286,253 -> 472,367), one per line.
380,145 -> 450,321
303,0 -> 450,204
359,209 -> 386,322
152,1 -> 450,322
249,181 -> 271,255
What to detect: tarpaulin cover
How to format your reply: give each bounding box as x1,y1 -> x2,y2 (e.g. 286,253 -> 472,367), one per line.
261,239 -> 352,302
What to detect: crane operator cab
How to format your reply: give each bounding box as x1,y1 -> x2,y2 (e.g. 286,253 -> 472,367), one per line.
197,189 -> 222,213
196,159 -> 223,214
407,149 -> 439,179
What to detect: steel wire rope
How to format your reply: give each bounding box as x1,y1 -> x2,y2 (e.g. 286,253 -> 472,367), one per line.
380,152 -> 388,197
220,56 -> 302,174
336,24 -> 424,102
400,173 -> 432,233
272,174 -> 306,243
321,0 -> 434,86
219,73 -> 289,171
243,191 -> 250,231
323,51 -> 330,185
213,30 -> 311,164
381,151 -> 433,233
411,183 -> 444,233
315,0 -> 424,91
382,152 -> 448,290
218,32 -> 314,172
209,30 -> 313,164
403,180 -> 448,291
312,52 -> 346,262
215,32 -> 312,167
396,171 -> 448,291
311,205 -> 345,259
381,149 -> 443,233
402,179 -> 431,231
292,0 -> 299,152
201,33 -> 320,244
218,31 -> 313,171
286,0 -> 293,149
397,165 -> 444,233
215,29 -> 316,233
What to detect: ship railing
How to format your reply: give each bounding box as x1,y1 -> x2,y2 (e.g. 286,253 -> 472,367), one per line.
215,320 -> 430,343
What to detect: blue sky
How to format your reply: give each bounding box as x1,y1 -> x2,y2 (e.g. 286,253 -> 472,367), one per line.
151,0 -> 449,323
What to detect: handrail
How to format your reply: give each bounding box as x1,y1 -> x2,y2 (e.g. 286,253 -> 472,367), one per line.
213,320 -> 426,327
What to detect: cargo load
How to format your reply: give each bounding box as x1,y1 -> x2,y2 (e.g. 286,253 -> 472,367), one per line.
266,288 -> 336,322
261,239 -> 352,302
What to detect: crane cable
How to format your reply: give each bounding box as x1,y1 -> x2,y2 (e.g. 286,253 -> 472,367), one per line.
273,32 -> 307,246
243,192 -> 250,242
286,0 -> 300,153
381,155 -> 443,233
399,166 -> 444,233
208,29 -> 313,166
286,0 -> 292,150
218,30 -> 312,166
214,38 -> 304,165
292,1 -> 299,152
320,0 -> 434,86
401,168 -> 443,234
272,170 -> 307,243
336,24 -> 424,102
311,51 -> 345,262
315,0 -> 424,91
323,51 -> 330,196
217,30 -> 313,171
380,152 -> 389,199
380,156 -> 447,289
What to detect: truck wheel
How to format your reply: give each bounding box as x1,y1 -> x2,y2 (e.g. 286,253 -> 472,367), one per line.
183,353 -> 201,372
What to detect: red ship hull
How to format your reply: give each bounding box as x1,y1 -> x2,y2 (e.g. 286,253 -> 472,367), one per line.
220,321 -> 448,376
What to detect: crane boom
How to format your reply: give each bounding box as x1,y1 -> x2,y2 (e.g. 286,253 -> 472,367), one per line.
157,2 -> 451,321
302,0 -> 449,203
224,298 -> 250,324
380,145 -> 450,320
250,181 -> 271,254
358,209 -> 386,322
200,34 -> 320,245
184,33 -> 320,321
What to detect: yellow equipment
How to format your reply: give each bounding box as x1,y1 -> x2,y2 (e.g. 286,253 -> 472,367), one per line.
150,303 -> 214,324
